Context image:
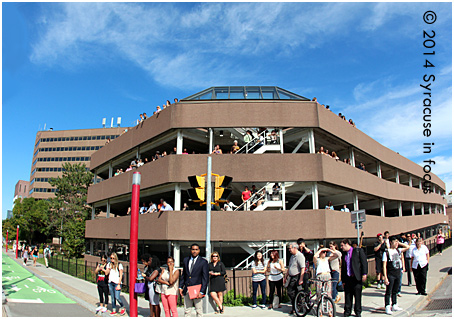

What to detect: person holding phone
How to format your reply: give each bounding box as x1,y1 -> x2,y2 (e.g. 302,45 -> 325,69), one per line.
141,254 -> 161,317
95,255 -> 109,314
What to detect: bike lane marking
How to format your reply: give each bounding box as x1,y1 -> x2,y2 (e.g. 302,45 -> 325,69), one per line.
2,253 -> 75,304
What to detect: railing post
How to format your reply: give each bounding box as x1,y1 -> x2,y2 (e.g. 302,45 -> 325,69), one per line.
233,268 -> 236,299
68,256 -> 70,274
84,260 -> 87,281
76,257 -> 78,278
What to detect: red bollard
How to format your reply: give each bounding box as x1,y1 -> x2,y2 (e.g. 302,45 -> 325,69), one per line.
129,172 -> 141,317
15,225 -> 19,259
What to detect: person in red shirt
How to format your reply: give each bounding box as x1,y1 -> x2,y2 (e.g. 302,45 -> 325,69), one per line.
241,186 -> 252,210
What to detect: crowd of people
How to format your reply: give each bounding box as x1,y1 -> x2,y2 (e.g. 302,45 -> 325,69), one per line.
312,97 -> 356,128
136,98 -> 179,125
317,146 -> 367,172
88,227 -> 446,317
12,243 -> 52,268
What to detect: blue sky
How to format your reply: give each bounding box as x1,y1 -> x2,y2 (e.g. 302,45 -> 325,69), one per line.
2,2 -> 452,219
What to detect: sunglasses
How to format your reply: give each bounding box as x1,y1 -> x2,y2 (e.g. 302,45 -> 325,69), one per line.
213,255 -> 219,257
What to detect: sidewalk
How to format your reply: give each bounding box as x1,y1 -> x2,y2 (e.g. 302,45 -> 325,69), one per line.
3,246 -> 451,317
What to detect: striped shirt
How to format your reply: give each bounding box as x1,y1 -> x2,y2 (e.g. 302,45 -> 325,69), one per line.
251,260 -> 267,282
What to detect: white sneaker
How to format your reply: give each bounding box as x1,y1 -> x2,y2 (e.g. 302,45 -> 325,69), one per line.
102,307 -> 108,313
252,304 -> 257,309
259,304 -> 266,309
377,283 -> 381,289
385,305 -> 393,315
392,305 -> 403,311
96,306 -> 102,312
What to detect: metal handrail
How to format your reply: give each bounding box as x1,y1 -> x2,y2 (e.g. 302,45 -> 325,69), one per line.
234,241 -> 285,269
235,130 -> 268,154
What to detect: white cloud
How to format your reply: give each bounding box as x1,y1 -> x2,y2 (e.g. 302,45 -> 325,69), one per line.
28,2 -> 412,89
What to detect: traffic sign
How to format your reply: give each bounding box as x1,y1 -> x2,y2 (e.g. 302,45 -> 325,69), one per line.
351,209 -> 366,223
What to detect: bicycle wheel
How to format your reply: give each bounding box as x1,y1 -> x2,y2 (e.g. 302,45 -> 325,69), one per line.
317,295 -> 336,317
294,291 -> 310,317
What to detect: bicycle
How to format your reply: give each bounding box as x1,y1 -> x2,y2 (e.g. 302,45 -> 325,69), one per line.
32,286 -> 56,294
294,278 -> 336,317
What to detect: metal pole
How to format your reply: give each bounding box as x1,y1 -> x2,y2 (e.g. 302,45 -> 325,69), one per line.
129,172 -> 141,317
356,212 -> 360,246
15,225 -> 19,259
206,157 -> 212,259
233,268 -> 237,299
6,230 -> 8,252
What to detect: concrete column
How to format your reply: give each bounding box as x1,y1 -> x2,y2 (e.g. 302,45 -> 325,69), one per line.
209,128 -> 214,154
90,240 -> 94,255
429,204 -> 432,214
176,130 -> 183,154
308,128 -> 315,154
174,183 -> 181,211
377,161 -> 382,178
106,200 -> 110,218
419,179 -> 422,189
109,161 -> 113,178
409,175 -> 412,187
396,169 -> 400,184
94,170 -> 98,185
380,199 -> 385,217
398,201 -> 402,217
411,202 -> 415,216
92,207 -> 95,220
349,147 -> 355,167
421,203 -> 425,215
353,191 -> 359,211
444,205 -> 446,215
105,240 -> 109,255
173,242 -> 181,267
279,128 -> 284,154
312,182 -> 319,210
281,183 -> 286,210
136,146 -> 140,159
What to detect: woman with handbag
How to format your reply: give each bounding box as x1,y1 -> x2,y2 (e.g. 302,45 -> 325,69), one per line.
157,256 -> 180,317
95,254 -> 109,314
141,254 -> 161,317
208,252 -> 227,314
266,250 -> 285,309
105,252 -> 126,316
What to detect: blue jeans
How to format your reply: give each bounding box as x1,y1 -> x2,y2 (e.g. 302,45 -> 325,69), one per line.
108,282 -> 124,311
252,279 -> 267,305
331,270 -> 340,299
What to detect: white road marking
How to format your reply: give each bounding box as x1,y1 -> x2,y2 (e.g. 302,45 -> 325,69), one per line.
24,285 -> 29,288
7,298 -> 44,303
27,278 -> 35,282
11,285 -> 21,292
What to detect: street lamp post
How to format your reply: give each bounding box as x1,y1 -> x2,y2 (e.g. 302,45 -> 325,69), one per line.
15,225 -> 19,259
6,230 -> 8,252
129,172 -> 141,317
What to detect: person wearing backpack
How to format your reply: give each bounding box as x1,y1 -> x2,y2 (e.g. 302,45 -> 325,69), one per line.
43,245 -> 51,268
382,237 -> 409,315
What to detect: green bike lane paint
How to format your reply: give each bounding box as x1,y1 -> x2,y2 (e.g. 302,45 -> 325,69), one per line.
2,252 -> 75,304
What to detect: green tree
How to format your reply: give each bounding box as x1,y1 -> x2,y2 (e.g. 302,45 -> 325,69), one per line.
49,163 -> 93,257
7,198 -> 49,244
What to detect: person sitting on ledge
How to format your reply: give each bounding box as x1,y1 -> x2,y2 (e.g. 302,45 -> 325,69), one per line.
174,98 -> 179,103
331,151 -> 339,161
325,149 -> 331,157
341,205 -> 350,212
317,146 -> 325,154
125,165 -> 133,172
156,106 -> 162,113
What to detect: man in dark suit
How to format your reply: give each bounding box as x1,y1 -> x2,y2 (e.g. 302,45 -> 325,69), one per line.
179,243 -> 209,317
340,238 -> 368,317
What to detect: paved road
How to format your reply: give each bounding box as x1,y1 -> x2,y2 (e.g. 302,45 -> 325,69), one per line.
2,253 -> 94,317
413,273 -> 452,317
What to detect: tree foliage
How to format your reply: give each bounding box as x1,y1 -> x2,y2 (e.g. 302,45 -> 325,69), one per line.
48,162 -> 93,257
4,198 -> 49,243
